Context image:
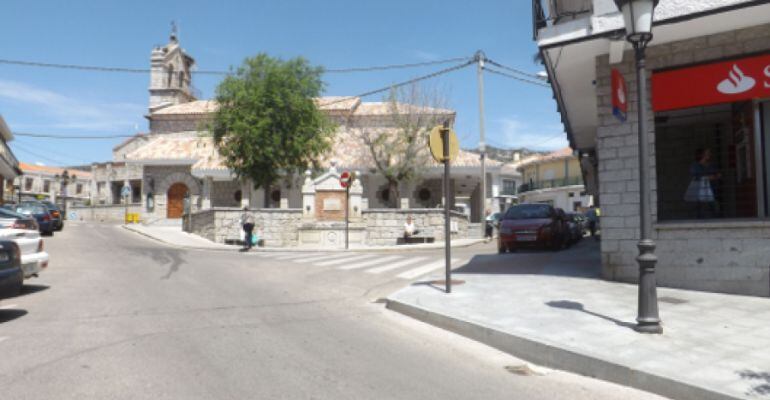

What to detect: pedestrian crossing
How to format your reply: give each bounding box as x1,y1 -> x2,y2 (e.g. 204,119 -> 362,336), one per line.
248,251 -> 464,280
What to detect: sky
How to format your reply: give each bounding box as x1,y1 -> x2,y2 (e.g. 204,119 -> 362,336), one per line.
0,0 -> 567,167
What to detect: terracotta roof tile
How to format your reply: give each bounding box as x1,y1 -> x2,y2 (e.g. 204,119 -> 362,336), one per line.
19,162 -> 92,179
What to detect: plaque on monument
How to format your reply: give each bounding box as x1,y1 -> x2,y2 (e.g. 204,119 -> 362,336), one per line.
323,198 -> 342,211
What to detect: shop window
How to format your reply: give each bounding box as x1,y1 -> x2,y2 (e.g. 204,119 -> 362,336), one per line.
502,179 -> 516,195
655,101 -> 766,221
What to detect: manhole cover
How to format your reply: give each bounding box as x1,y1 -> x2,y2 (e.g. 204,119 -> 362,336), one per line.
659,296 -> 687,304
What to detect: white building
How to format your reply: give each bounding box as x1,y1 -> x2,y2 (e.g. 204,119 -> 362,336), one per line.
534,0 -> 770,296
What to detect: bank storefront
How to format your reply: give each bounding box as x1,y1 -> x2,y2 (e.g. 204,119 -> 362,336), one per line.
597,24 -> 770,297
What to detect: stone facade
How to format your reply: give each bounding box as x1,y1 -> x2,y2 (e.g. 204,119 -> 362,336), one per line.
595,23 -> 770,296
363,209 -> 469,246
186,208 -> 302,247
70,204 -> 143,223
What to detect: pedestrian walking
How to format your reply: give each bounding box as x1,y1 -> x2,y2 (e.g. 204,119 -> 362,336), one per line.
585,205 -> 600,240
240,206 -> 256,251
484,209 -> 494,242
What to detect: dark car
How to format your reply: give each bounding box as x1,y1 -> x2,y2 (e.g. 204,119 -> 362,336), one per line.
15,202 -> 54,236
0,240 -> 23,299
565,212 -> 586,244
498,203 -> 568,253
41,201 -> 64,231
0,208 -> 38,231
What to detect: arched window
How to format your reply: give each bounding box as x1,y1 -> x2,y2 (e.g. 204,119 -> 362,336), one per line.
167,66 -> 175,87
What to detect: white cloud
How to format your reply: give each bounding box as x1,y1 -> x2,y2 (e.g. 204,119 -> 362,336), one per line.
494,117 -> 569,151
410,50 -> 440,62
0,80 -> 144,132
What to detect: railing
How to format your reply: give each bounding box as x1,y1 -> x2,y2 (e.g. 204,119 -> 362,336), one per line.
532,0 -> 593,39
518,176 -> 583,193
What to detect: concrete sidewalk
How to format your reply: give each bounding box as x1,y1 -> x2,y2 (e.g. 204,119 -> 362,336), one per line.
122,223 -> 485,252
387,245 -> 770,400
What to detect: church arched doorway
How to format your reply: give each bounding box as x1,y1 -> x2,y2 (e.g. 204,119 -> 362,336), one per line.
166,182 -> 189,219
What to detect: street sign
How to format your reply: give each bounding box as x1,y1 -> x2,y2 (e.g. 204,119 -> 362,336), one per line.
428,125 -> 459,163
339,171 -> 354,188
121,185 -> 131,198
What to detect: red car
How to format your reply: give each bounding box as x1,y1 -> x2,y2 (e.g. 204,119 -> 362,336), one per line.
498,204 -> 568,253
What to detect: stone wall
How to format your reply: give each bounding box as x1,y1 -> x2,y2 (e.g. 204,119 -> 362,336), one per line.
186,208 -> 302,247
70,205 -> 144,223
362,209 -> 469,246
595,23 -> 770,296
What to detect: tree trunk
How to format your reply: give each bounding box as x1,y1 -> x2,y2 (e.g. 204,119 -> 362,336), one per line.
388,180 -> 400,209
263,179 -> 272,209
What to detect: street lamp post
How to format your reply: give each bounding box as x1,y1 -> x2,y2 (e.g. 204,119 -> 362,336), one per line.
55,170 -> 73,220
614,0 -> 662,334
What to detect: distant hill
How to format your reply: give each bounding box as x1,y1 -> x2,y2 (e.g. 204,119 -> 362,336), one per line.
464,146 -> 547,164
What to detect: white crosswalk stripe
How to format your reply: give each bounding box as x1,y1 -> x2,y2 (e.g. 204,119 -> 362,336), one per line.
397,258 -> 460,280
365,256 -> 429,274
337,255 -> 402,270
303,253 -> 359,263
314,254 -> 377,267
270,253 -> 324,261
0,304 -> 18,310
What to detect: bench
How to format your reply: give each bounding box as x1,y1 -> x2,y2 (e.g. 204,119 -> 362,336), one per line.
397,235 -> 435,245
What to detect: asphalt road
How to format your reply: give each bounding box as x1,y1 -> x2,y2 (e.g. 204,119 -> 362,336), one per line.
0,223 -> 667,400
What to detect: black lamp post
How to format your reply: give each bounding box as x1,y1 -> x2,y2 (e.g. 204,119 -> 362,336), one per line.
55,170 -> 73,220
613,0 -> 662,334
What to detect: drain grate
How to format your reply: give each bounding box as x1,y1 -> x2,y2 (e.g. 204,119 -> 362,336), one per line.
659,296 -> 688,305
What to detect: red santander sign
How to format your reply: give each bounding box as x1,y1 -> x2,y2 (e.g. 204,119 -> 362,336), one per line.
652,53 -> 770,112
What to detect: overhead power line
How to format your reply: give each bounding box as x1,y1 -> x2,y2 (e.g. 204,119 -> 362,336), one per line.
13,132 -> 138,139
321,60 -> 475,107
0,56 -> 474,76
482,66 -> 551,88
484,58 -> 546,81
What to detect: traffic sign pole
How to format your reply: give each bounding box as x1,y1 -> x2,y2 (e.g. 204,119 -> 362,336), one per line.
345,184 -> 350,250
442,121 -> 452,294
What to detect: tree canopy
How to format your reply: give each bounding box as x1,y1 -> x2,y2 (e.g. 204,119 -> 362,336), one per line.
212,54 -> 333,198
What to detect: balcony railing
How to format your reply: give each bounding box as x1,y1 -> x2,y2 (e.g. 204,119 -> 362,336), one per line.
532,0 -> 593,39
518,176 -> 583,193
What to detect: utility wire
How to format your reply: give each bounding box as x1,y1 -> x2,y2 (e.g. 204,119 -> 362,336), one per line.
484,58 -> 546,81
0,56 -> 474,76
11,141 -> 75,166
13,132 -> 138,139
320,60 -> 475,107
482,66 -> 551,88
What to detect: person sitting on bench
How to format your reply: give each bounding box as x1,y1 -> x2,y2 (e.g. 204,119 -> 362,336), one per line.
404,215 -> 420,238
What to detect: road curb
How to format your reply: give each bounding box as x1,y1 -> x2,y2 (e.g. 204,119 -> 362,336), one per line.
385,297 -> 740,400
121,225 -> 486,253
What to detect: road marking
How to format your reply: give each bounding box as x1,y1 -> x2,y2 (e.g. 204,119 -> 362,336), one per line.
303,253 -> 359,263
366,257 -> 429,274
270,253 -> 323,261
337,255 -> 402,270
0,304 -> 18,310
397,259 -> 460,280
313,254 -> 376,267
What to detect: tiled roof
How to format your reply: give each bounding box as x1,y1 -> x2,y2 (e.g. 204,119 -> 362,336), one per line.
515,147 -> 574,170
19,162 -> 92,179
124,134 -> 216,162
152,100 -> 218,115
112,133 -> 149,151
149,98 -> 455,118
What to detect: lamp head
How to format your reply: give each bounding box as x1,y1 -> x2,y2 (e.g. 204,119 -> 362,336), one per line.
613,0 -> 659,45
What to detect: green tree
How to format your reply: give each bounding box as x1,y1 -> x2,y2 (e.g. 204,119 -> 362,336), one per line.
353,84 -> 452,208
212,54 -> 333,207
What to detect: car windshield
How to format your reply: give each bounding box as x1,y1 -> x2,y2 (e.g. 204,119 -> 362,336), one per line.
0,208 -> 27,219
504,204 -> 552,220
17,204 -> 46,215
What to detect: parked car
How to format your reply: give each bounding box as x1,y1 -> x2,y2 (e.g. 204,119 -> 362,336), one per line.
565,212 -> 586,244
0,228 -> 49,280
498,203 -> 569,253
0,239 -> 22,299
0,208 -> 39,231
15,202 -> 54,236
41,201 -> 64,231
